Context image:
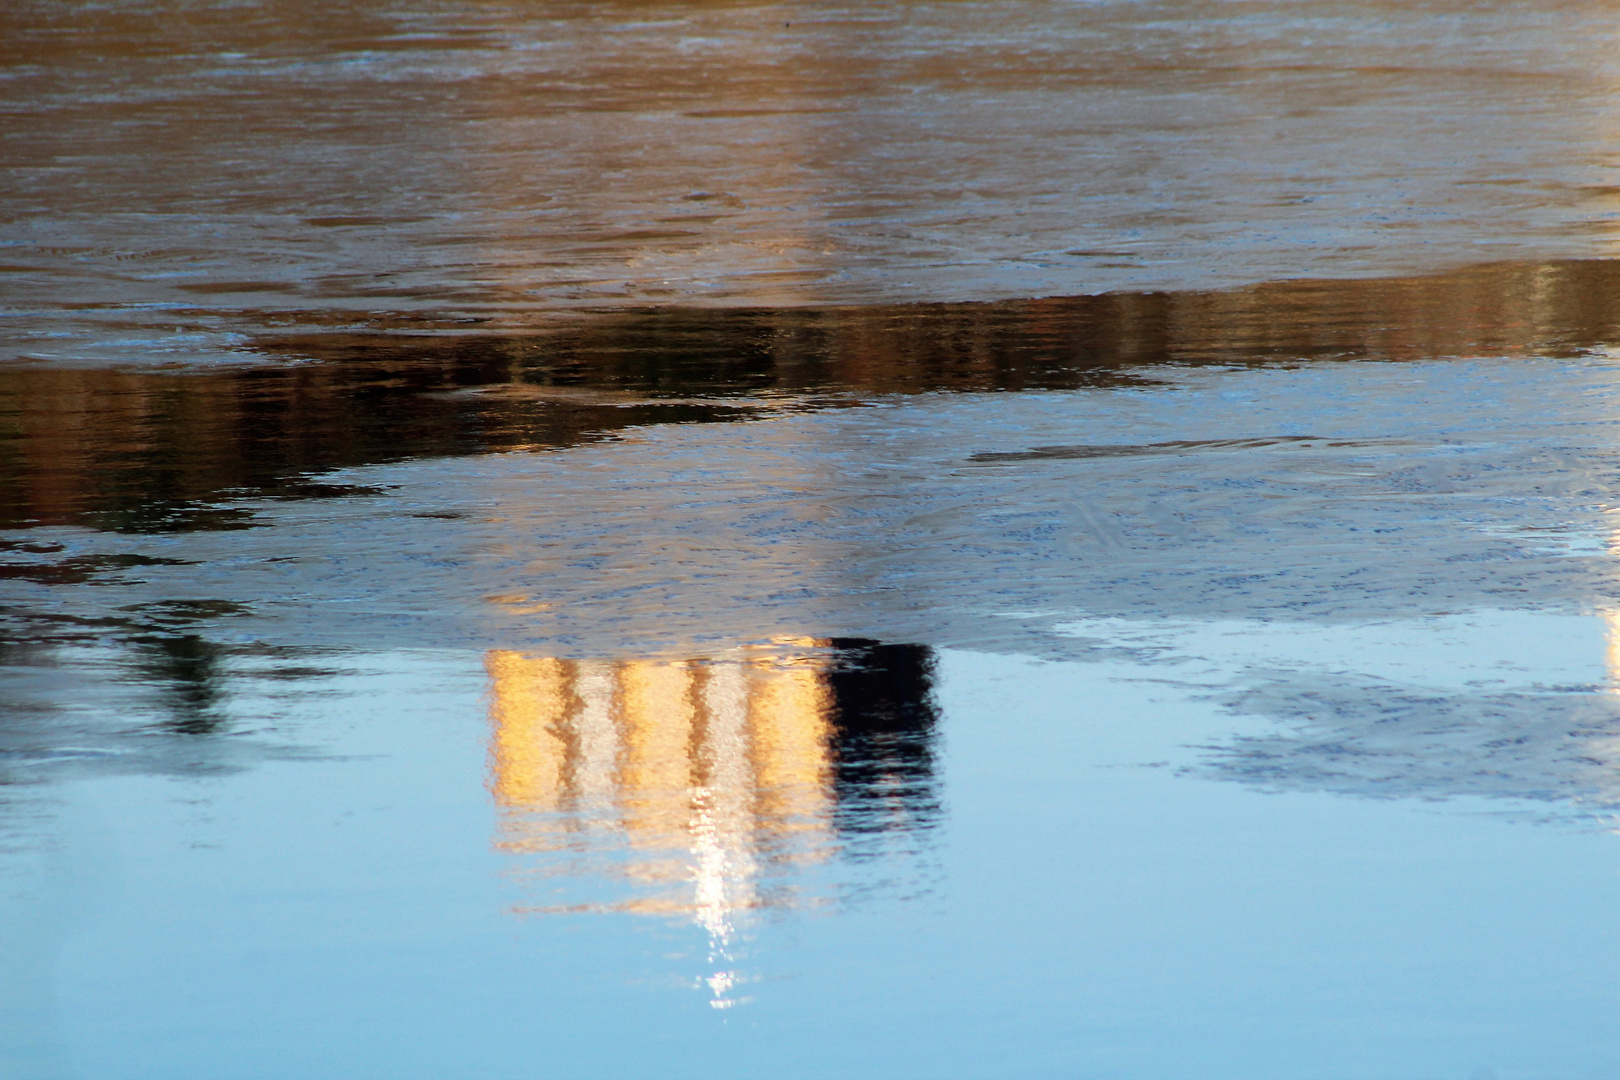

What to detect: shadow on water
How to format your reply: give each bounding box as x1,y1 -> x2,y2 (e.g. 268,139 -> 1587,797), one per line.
5,257 -> 1620,535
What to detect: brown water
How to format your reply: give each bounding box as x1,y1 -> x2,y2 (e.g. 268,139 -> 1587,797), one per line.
5,0 -> 1620,366
7,258 -> 1620,536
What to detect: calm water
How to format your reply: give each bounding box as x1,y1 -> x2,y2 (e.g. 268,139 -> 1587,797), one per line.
8,3 -> 1620,1079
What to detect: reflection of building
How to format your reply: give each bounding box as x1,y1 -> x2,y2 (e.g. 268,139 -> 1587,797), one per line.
1609,614 -> 1620,690
484,637 -> 939,1006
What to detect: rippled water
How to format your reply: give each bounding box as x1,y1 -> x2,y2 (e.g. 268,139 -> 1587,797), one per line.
9,3 -> 1620,1078
6,0 -> 1620,363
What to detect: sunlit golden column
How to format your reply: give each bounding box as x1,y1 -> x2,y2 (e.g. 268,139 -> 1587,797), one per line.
619,661 -> 698,866
748,645 -> 835,849
485,652 -> 571,852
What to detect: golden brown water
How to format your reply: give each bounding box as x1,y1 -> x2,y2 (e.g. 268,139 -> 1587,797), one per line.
7,257 -> 1620,534
5,0 -> 1620,365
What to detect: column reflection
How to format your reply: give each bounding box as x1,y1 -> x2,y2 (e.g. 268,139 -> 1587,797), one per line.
484,637 -> 940,1005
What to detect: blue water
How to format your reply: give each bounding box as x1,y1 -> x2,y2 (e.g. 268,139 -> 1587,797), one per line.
11,646 -> 1620,1079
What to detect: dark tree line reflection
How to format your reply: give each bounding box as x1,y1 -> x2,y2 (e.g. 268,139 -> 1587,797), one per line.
5,258 -> 1620,535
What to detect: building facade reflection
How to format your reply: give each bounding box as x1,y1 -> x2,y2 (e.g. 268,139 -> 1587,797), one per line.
484,637 -> 939,1005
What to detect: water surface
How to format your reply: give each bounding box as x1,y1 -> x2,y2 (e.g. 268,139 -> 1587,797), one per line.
5,0 -> 1620,363
9,3 -> 1620,1078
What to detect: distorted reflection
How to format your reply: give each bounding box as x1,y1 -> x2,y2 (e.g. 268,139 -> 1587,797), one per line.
485,638 -> 939,1007
129,633 -> 226,735
9,258 -> 1620,536
7,0 -> 1620,367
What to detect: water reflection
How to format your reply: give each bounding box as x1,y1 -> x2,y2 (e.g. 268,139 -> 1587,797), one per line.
1141,610 -> 1620,815
0,359 -> 760,533
129,633 -> 226,734
6,0 -> 1620,365
485,638 -> 939,1005
7,257 -> 1620,534
9,260 -> 1620,826
268,256 -> 1620,382
1196,674 -> 1620,816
